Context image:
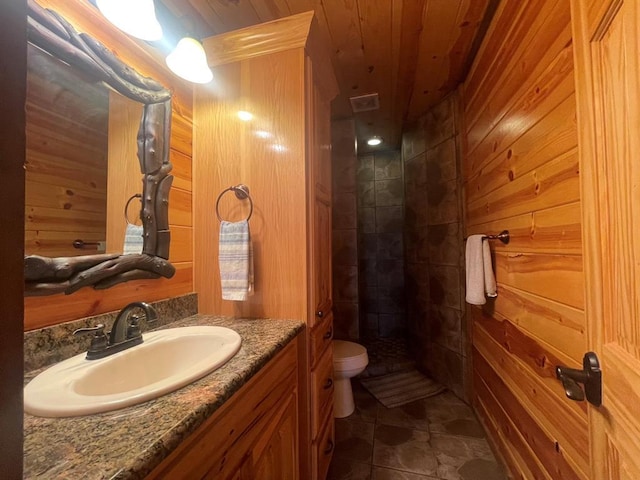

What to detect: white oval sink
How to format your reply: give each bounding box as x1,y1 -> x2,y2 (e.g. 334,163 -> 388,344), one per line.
24,326 -> 242,417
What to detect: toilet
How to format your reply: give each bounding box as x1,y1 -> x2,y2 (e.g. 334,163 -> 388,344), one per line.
332,340 -> 369,418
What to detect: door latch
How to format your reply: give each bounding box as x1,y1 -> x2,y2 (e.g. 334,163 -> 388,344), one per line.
555,352 -> 602,407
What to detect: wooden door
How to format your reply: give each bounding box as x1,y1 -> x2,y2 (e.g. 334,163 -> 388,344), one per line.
572,0 -> 640,477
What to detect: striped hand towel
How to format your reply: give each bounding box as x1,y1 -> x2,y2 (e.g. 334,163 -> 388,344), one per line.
219,220 -> 254,301
123,224 -> 144,255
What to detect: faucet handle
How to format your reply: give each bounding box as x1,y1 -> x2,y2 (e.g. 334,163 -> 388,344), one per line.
126,310 -> 157,340
73,324 -> 108,357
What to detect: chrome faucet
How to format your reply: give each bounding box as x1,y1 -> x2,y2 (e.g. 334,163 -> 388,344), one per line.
74,302 -> 158,360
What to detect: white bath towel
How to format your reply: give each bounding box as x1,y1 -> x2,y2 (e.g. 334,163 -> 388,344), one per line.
465,235 -> 497,305
123,224 -> 144,255
219,220 -> 254,301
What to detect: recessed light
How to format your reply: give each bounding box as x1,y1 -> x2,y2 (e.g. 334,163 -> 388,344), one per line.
367,137 -> 382,146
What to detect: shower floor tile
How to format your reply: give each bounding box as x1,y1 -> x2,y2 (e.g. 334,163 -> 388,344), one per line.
360,335 -> 415,378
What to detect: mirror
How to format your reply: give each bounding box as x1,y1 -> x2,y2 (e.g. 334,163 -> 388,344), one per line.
25,0 -> 175,296
26,43 -> 145,258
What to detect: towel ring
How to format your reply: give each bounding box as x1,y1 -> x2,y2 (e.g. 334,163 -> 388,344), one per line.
216,184 -> 253,222
124,193 -> 142,226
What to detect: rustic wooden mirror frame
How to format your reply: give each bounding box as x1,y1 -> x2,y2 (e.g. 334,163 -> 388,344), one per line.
25,0 -> 175,296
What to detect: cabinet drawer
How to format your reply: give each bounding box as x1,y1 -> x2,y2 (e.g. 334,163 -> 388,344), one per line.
310,311 -> 333,367
311,344 -> 334,439
314,410 -> 335,480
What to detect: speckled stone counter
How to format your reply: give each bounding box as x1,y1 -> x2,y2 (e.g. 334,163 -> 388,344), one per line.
23,315 -> 305,479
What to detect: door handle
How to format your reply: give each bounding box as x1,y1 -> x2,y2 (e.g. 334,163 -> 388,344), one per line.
555,352 -> 602,407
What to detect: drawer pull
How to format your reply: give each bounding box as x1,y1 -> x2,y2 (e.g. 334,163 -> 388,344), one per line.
323,326 -> 333,340
316,310 -> 324,318
323,378 -> 333,390
323,439 -> 334,455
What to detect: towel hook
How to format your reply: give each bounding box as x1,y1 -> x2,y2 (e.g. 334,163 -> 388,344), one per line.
216,184 -> 253,222
124,193 -> 142,226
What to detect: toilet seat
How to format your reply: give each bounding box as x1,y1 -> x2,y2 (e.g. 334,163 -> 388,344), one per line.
333,340 -> 368,370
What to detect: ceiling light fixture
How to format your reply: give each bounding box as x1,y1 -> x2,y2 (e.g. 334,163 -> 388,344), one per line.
166,38 -> 213,84
96,0 -> 163,41
367,137 -> 382,146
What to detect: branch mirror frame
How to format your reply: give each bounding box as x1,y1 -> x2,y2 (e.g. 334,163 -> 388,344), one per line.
25,0 -> 175,296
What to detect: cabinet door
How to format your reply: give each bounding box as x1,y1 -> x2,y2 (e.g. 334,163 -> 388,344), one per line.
245,391 -> 298,480
308,69 -> 333,329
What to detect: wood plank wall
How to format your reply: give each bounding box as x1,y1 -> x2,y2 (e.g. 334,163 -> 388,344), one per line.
24,0 -> 194,330
461,1 -> 587,478
25,44 -> 109,258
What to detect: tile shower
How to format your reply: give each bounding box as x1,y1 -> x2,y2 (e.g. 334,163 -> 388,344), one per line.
331,92 -> 469,398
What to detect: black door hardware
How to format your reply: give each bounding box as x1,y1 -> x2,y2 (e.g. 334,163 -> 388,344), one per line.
555,352 -> 601,407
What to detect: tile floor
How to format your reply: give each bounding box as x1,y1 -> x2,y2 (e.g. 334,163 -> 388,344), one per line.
327,381 -> 508,480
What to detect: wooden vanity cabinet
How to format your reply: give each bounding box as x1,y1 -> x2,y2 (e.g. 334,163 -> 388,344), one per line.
194,11 -> 339,480
147,336 -> 300,480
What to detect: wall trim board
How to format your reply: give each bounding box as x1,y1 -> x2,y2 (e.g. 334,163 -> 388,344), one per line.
0,0 -> 26,475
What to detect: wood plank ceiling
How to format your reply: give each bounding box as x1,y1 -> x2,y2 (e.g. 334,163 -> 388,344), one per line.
159,0 -> 494,154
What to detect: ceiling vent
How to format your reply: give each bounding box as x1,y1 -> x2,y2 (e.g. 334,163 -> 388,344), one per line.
349,93 -> 380,113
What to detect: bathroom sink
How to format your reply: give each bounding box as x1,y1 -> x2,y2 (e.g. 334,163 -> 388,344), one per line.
24,326 -> 242,417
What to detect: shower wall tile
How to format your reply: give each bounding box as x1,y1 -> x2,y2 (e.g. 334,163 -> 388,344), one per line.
357,181 -> 375,207
426,137 -> 458,183
361,285 -> 379,313
402,116 -> 427,161
378,284 -> 406,314
333,192 -> 357,230
428,306 -> 463,354
377,233 -> 403,259
377,261 -> 404,288
358,149 -> 406,338
375,178 -> 404,207
333,157 -> 357,194
333,302 -> 359,340
374,151 -> 402,180
357,155 -> 375,182
402,91 -> 467,400
404,154 -> 427,188
378,314 -> 406,337
424,95 -> 456,150
429,265 -> 462,310
364,313 -> 379,337
427,222 -> 462,266
359,233 -> 378,260
332,119 -> 359,339
376,206 -> 404,233
334,265 -> 359,303
333,229 -> 358,266
359,259 -> 378,288
358,207 -> 376,233
427,179 -> 459,225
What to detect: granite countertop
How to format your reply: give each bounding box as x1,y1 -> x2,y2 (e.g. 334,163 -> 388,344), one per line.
23,315 -> 305,479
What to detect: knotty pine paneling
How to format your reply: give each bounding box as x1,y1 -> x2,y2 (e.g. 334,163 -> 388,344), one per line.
24,263 -> 193,330
462,0 -> 587,478
475,376 -> 552,480
24,0 -> 194,330
474,347 -> 587,480
464,0 -> 572,147
467,202 -> 582,256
